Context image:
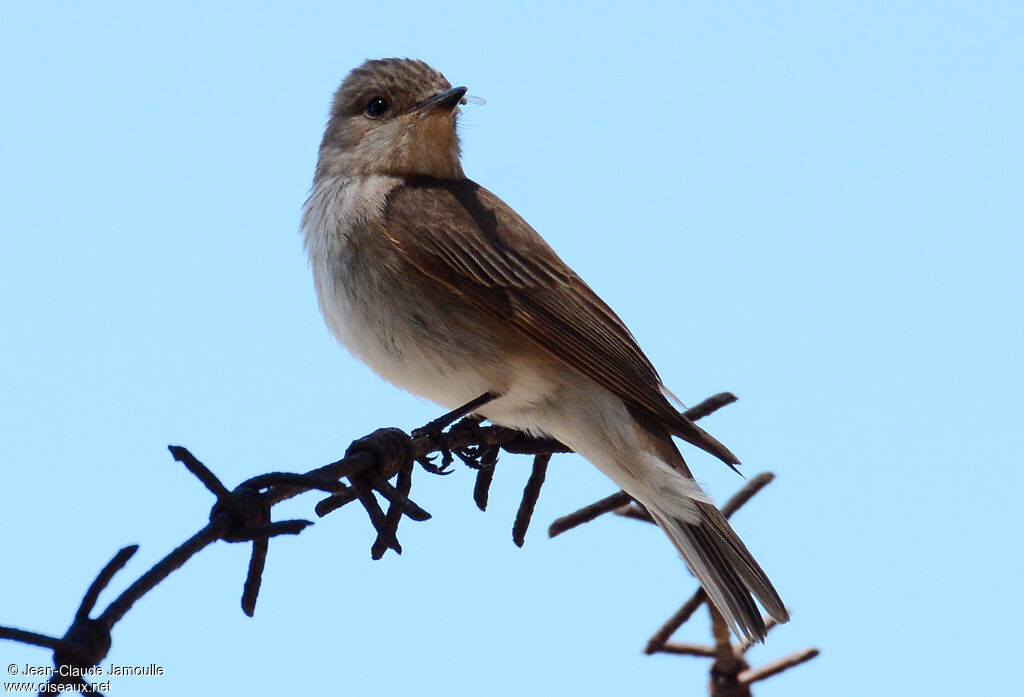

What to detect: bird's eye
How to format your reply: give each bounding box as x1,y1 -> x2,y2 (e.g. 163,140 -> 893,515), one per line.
365,97 -> 389,118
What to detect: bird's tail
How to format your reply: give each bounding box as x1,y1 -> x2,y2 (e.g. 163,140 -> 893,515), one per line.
646,500 -> 789,643
622,412 -> 788,643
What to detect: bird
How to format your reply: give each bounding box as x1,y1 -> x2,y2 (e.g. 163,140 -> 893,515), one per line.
301,58 -> 788,642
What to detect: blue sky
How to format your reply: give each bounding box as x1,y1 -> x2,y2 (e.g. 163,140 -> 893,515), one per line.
2,2 -> 1021,695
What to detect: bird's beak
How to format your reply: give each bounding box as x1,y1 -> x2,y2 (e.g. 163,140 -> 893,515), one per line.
413,86 -> 469,113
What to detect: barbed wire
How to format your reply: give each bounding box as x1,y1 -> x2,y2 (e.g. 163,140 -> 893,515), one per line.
0,392 -> 816,695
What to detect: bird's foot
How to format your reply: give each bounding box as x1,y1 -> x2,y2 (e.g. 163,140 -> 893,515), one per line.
412,392 -> 497,475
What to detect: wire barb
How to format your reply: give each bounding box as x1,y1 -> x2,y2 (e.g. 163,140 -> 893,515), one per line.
512,453 -> 550,547
371,462 -> 417,559
739,648 -> 820,685
681,392 -> 738,421
548,490 -> 633,537
472,449 -> 499,511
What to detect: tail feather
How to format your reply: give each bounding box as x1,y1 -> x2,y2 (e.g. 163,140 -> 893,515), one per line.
649,503 -> 789,643
613,410 -> 787,642
695,501 -> 790,625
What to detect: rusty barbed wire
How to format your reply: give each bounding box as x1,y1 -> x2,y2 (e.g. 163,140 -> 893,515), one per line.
0,391 -> 814,696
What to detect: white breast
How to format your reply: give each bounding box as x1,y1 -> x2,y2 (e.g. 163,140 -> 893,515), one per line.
302,174 -> 394,357
302,174 -> 485,405
300,173 -> 562,428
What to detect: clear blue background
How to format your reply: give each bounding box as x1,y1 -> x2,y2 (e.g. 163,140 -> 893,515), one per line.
2,2 -> 1021,695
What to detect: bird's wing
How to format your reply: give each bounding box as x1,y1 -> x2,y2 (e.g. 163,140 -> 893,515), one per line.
382,177 -> 739,465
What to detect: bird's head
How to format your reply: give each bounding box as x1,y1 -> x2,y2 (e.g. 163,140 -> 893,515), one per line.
316,58 -> 467,180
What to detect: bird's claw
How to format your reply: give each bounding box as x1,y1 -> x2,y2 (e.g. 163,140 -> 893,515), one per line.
416,453 -> 454,475
412,419 -> 458,475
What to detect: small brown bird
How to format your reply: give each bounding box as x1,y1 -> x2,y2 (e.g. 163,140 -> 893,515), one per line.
302,58 -> 788,642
